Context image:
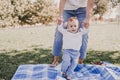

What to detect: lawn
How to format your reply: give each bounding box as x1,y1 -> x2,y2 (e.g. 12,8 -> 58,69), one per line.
0,22 -> 120,80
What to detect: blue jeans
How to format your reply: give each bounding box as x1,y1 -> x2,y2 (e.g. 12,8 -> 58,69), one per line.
61,49 -> 80,77
52,7 -> 88,59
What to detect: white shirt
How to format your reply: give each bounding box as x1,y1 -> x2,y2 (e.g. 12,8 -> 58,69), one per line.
64,0 -> 88,10
58,24 -> 88,50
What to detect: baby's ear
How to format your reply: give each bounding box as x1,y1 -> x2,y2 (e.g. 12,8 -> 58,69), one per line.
64,22 -> 67,27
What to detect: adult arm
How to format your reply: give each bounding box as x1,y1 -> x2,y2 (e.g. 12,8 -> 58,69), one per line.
83,0 -> 94,28
57,0 -> 66,25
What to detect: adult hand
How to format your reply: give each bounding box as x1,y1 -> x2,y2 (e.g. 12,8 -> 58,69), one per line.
82,19 -> 89,29
57,16 -> 63,25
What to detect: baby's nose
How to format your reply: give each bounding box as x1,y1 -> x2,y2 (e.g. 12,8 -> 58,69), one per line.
72,27 -> 76,29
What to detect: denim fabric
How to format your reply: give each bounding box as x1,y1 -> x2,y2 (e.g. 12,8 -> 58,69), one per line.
61,49 -> 80,77
52,7 -> 88,59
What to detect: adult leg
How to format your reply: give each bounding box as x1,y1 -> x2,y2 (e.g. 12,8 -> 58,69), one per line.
76,7 -> 88,64
79,34 -> 88,64
51,10 -> 75,67
50,28 -> 62,67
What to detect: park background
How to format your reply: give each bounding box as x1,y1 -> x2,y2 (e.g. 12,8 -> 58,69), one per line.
0,0 -> 120,80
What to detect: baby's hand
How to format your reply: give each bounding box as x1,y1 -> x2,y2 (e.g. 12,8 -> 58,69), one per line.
82,19 -> 89,29
57,16 -> 63,25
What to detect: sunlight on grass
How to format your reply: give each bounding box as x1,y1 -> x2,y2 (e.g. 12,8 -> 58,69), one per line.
40,54 -> 47,58
28,60 -> 35,63
0,22 -> 120,51
0,26 -> 55,51
110,52 -> 120,59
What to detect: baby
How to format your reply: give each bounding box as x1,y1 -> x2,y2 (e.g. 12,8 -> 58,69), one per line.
58,17 -> 88,80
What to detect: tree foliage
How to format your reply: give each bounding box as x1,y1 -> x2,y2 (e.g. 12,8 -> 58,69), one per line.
93,0 -> 109,16
110,0 -> 120,7
93,0 -> 120,16
0,0 -> 120,28
0,0 -> 58,28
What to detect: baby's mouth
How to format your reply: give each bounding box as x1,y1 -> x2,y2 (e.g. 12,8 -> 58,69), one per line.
72,30 -> 76,31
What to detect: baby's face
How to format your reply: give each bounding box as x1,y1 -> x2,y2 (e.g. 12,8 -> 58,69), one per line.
67,20 -> 79,33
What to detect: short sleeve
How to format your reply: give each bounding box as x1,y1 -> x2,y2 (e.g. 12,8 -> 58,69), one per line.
80,28 -> 89,34
58,24 -> 66,34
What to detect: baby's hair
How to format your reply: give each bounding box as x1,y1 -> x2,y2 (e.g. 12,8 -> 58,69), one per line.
68,17 -> 78,22
65,17 -> 79,27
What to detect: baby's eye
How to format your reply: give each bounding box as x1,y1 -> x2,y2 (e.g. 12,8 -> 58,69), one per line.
74,25 -> 76,27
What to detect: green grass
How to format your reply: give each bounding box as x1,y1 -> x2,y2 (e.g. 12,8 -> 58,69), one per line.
0,47 -> 120,80
0,47 -> 53,80
85,50 -> 120,64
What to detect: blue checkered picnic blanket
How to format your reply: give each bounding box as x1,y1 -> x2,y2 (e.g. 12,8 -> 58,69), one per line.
12,63 -> 120,80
